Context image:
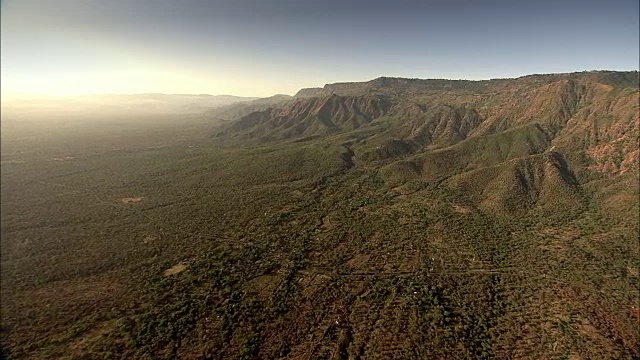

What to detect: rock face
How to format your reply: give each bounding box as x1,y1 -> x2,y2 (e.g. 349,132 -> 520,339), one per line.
294,87 -> 324,98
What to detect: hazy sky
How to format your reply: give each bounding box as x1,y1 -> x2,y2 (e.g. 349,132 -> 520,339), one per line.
2,0 -> 638,97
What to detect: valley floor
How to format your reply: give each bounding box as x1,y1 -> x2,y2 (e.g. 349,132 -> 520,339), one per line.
1,112 -> 638,359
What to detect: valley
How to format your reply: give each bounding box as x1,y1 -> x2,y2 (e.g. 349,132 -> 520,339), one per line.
1,71 -> 638,359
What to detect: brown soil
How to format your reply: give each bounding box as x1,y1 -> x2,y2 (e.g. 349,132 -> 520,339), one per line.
51,156 -> 76,161
630,306 -> 640,323
69,320 -> 117,353
320,216 -> 333,230
298,273 -> 332,297
142,235 -> 158,244
163,263 -> 187,276
452,204 -> 472,213
243,274 -> 282,300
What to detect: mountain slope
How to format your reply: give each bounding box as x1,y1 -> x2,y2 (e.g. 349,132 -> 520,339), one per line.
219,71 -> 638,221
203,94 -> 294,123
219,94 -> 392,140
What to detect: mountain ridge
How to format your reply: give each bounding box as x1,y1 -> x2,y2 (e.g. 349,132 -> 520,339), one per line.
293,70 -> 639,98
218,70 -> 639,217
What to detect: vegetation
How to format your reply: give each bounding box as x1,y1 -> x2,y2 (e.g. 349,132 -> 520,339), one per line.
1,71 -> 638,359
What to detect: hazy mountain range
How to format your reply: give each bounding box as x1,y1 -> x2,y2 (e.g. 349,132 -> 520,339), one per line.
1,93 -> 260,117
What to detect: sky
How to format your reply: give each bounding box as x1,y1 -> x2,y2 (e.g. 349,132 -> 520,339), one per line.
1,0 -> 638,97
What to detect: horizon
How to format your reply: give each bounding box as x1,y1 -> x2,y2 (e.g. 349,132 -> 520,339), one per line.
3,69 -> 637,100
2,0 -> 638,98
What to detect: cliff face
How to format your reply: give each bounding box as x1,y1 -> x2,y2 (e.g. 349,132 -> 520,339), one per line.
294,87 -> 324,98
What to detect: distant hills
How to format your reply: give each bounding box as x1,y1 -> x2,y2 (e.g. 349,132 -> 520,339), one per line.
202,94 -> 293,124
1,93 -> 260,118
